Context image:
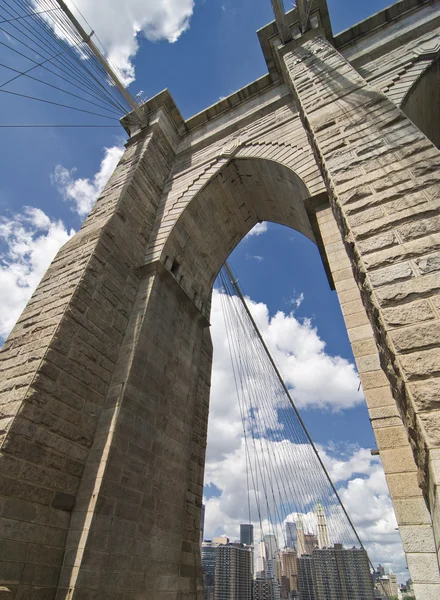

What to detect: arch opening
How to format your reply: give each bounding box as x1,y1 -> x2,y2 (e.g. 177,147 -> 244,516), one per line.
160,158 -> 328,314
164,157 -> 408,581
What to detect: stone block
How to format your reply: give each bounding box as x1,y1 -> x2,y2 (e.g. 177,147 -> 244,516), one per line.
351,338 -> 378,357
386,472 -> 423,498
406,552 -> 440,583
379,446 -> 417,474
343,310 -> 370,329
391,322 -> 440,353
347,324 -> 374,343
369,261 -> 414,288
416,252 -> 440,275
393,497 -> 431,525
400,524 -> 437,553
412,582 -> 440,600
363,385 -> 396,409
409,380 -> 440,412
355,353 -> 380,373
400,348 -> 440,379
382,300 -> 436,328
377,272 -> 440,307
0,540 -> 29,563
418,411 -> 440,448
360,369 -> 390,390
374,425 -> 411,449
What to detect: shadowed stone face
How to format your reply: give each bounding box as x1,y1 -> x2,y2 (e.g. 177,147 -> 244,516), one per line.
1,1 -> 440,598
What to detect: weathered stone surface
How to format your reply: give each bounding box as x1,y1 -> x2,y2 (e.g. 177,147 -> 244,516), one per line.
416,252 -> 440,275
399,524 -> 437,553
409,380 -> 440,412
393,497 -> 431,525
406,553 -> 440,583
368,262 -> 414,288
391,322 -> 440,353
418,411 -> 440,448
382,299 -> 435,328
401,348 -> 440,379
0,2 -> 440,596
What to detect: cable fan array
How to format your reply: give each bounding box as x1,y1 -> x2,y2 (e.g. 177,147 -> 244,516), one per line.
217,265 -> 361,549
0,0 -> 136,127
216,264 -> 390,599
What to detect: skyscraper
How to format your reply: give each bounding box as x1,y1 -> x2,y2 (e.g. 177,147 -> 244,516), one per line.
240,523 -> 254,546
280,548 -> 298,598
316,503 -> 330,549
256,540 -> 268,579
304,534 -> 318,555
298,555 -> 315,600
286,521 -> 297,549
201,541 -> 217,600
254,578 -> 281,600
264,534 -> 279,560
311,544 -> 375,600
214,543 -> 252,600
264,534 -> 279,580
296,515 -> 306,557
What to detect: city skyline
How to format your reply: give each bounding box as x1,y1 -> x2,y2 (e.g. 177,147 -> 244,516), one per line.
202,507 -> 378,600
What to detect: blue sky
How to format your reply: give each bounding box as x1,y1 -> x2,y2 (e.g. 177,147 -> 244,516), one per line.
0,0 -> 408,580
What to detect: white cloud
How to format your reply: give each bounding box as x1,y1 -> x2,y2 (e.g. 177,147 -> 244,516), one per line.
0,207 -> 74,340
211,289 -> 363,424
37,0 -> 195,85
246,222 -> 268,237
0,144 -> 122,342
246,253 -> 264,262
52,146 -> 124,217
288,291 -> 304,310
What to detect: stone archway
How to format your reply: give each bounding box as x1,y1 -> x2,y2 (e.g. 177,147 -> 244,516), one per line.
1,3 -> 440,598
160,158 -> 315,306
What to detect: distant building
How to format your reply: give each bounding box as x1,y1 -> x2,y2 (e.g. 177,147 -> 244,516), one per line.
281,548 -> 298,596
304,534 -> 318,556
264,534 -> 279,579
311,544 -> 374,600
286,521 -> 297,549
214,543 -> 252,600
213,536 -> 229,545
240,523 -> 254,546
201,541 -> 217,600
257,540 -> 268,579
254,578 -> 281,600
316,503 -> 330,549
298,555 -> 315,600
376,571 -> 399,599
296,516 -> 306,557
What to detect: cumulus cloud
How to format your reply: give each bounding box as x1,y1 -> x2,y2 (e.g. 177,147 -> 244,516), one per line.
36,0 -> 195,85
52,145 -> 123,217
0,208 -> 74,339
246,222 -> 268,237
0,144 -> 122,342
210,288 -> 364,427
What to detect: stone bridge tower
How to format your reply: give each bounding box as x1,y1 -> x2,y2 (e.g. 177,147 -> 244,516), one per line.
1,1 -> 440,598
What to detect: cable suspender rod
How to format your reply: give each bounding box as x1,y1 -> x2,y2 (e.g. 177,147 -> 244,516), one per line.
53,0 -> 145,125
